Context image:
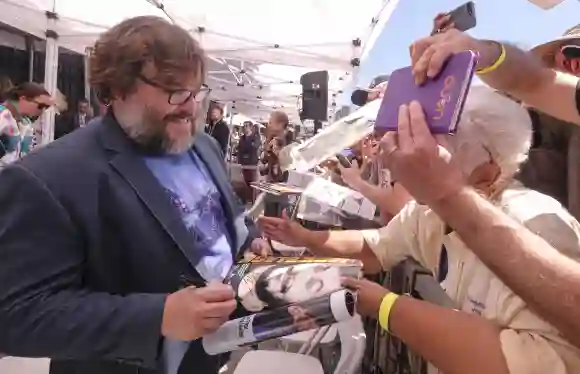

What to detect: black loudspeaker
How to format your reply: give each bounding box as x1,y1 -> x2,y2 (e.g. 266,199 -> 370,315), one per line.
300,70 -> 328,122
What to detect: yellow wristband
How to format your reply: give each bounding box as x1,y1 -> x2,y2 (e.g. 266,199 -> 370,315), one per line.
377,292 -> 400,333
476,43 -> 506,75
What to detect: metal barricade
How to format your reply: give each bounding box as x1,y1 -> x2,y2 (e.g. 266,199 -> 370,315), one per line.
363,259 -> 454,374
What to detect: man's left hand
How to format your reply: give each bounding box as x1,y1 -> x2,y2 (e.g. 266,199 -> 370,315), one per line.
247,238 -> 272,258
342,277 -> 390,318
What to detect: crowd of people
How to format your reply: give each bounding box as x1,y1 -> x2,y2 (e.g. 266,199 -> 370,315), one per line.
1,7 -> 580,374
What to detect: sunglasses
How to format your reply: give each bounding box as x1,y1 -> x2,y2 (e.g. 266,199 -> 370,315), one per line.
30,100 -> 50,111
561,44 -> 580,59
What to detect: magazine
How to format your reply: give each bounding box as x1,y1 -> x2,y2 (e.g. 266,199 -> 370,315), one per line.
250,181 -> 304,196
225,256 -> 362,313
203,289 -> 356,355
202,257 -> 362,355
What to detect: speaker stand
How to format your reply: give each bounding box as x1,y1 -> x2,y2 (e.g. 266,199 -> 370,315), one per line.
313,120 -> 322,135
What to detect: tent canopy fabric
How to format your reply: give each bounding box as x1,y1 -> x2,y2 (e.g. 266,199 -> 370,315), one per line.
0,0 -> 398,123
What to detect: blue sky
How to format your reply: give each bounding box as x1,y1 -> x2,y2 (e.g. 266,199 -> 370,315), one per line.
351,0 -> 580,94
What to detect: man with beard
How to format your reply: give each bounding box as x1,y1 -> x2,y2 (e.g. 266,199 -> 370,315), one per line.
205,104 -> 230,156
0,16 -> 270,374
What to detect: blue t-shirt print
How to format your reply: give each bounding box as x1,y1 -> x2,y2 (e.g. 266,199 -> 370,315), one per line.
144,151 -> 233,281
164,187 -> 225,248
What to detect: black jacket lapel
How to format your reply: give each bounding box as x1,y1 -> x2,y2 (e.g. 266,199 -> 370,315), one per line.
98,114 -> 200,272
192,136 -> 239,253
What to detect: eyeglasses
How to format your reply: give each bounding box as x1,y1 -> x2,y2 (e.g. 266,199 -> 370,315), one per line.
138,74 -> 211,105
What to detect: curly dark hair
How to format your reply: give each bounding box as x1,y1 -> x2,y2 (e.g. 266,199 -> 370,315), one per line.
89,16 -> 206,103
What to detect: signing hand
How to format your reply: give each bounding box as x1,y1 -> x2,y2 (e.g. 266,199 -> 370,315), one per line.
162,282 -> 237,341
258,211 -> 310,248
342,277 -> 390,318
379,102 -> 464,205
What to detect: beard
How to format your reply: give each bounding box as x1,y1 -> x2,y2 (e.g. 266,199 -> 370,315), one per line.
116,102 -> 201,155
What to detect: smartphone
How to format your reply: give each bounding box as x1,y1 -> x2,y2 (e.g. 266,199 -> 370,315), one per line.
336,153 -> 352,168
448,1 -> 476,32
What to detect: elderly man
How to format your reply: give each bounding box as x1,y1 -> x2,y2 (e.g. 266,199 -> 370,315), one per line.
260,86 -> 580,373
0,16 -> 269,374
409,23 -> 580,350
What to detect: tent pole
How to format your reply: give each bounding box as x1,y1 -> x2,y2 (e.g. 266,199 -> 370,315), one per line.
84,47 -> 91,104
41,11 -> 59,145
25,36 -> 34,82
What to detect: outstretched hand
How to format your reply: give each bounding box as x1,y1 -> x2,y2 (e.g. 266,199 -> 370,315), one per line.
257,211 -> 309,248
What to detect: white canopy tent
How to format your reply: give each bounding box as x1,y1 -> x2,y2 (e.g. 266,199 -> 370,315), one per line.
0,0 -> 399,142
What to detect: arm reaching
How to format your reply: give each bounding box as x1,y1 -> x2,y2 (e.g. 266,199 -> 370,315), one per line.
258,213 -> 383,273
259,201 -> 425,275
431,188 -> 580,349
338,163 -> 412,218
346,277 -> 574,374
410,30 -> 580,125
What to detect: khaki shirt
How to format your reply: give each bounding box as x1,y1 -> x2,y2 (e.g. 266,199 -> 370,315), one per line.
361,182 -> 580,373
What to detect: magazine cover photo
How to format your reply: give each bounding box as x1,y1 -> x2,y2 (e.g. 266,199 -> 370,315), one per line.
224,257 -> 362,312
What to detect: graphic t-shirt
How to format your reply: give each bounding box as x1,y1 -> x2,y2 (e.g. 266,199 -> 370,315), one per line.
145,150 -> 235,374
144,150 -> 233,281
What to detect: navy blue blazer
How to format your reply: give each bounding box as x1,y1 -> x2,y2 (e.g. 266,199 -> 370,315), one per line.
0,112 -> 259,374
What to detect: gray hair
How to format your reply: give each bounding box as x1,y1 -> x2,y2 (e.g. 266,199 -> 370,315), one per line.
447,85 -> 532,184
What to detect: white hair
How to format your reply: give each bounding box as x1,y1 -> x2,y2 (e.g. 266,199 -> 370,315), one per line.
447,85 -> 532,184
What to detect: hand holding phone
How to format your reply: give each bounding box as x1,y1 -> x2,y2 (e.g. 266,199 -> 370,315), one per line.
432,2 -> 476,34
447,1 -> 476,32
336,153 -> 352,168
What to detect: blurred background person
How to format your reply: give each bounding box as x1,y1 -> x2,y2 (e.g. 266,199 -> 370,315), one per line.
0,82 -> 52,165
0,75 -> 13,102
260,110 -> 292,217
205,103 -> 229,156
54,97 -> 93,140
237,121 -> 261,204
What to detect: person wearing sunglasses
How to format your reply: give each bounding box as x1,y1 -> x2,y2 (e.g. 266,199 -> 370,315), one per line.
0,82 -> 52,165
531,24 -> 580,77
